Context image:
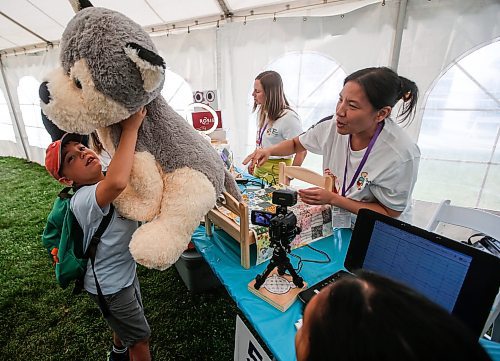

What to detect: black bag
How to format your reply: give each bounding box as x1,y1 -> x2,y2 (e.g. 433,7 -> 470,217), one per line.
464,233 -> 500,257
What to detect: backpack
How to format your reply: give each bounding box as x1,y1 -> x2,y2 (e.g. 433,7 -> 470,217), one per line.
42,186 -> 114,316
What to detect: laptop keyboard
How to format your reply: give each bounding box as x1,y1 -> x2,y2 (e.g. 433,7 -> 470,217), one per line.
298,270 -> 350,304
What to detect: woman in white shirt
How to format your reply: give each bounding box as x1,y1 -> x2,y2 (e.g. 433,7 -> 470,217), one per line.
244,67 -> 420,222
249,70 -> 307,184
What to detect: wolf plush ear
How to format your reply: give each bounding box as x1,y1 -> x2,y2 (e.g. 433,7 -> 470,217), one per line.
69,0 -> 93,12
124,42 -> 166,93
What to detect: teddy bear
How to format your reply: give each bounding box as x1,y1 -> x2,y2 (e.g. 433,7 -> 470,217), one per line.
39,0 -> 241,270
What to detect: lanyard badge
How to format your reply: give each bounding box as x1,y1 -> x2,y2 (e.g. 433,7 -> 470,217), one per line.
332,206 -> 352,229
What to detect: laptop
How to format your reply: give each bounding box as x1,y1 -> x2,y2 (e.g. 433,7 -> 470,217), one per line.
298,208 -> 500,337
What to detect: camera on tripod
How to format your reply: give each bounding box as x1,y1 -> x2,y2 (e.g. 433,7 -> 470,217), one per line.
250,189 -> 304,289
251,189 -> 301,252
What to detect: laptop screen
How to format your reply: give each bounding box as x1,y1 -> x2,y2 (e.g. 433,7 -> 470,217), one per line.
363,220 -> 472,312
346,209 -> 500,337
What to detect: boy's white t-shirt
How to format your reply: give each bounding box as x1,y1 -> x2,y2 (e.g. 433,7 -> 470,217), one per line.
299,116 -> 420,223
71,184 -> 137,295
258,109 -> 303,160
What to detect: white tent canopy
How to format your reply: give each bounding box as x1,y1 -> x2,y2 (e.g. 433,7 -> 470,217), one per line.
0,0 -> 379,55
1,0 -> 499,210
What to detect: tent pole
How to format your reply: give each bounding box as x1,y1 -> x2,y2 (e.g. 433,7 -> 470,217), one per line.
390,0 -> 408,71
0,57 -> 30,160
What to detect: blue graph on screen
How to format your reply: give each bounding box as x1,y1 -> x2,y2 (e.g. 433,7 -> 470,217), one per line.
363,221 -> 472,312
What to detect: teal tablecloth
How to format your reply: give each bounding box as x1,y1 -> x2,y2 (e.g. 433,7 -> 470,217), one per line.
191,226 -> 500,361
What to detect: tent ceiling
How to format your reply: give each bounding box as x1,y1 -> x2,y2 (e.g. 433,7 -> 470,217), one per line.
0,0 -> 380,55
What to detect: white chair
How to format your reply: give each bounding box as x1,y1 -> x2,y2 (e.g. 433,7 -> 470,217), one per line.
426,199 -> 500,339
426,200 -> 500,241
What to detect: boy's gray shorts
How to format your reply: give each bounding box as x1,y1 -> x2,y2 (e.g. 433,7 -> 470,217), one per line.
89,275 -> 151,347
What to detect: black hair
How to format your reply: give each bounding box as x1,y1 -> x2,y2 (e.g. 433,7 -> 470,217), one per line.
306,270 -> 492,361
344,67 -> 419,124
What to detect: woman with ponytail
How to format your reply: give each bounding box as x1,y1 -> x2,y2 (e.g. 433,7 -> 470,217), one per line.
249,70 -> 307,183
244,67 -> 420,223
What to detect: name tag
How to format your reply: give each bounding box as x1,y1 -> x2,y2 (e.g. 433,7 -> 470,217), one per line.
332,207 -> 351,228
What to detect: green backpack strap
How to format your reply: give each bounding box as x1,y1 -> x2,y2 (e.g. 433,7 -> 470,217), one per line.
58,187 -> 74,199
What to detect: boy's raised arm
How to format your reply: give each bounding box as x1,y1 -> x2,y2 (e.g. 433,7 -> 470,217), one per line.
96,107 -> 146,208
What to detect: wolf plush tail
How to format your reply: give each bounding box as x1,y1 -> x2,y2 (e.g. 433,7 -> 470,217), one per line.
224,169 -> 242,201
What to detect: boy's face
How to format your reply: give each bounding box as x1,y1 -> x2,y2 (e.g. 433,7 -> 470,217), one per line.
59,142 -> 103,185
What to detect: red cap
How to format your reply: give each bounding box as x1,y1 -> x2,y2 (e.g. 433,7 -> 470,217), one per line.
45,133 -> 84,181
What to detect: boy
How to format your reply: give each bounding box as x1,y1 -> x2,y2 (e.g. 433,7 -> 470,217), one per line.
44,107 -> 150,361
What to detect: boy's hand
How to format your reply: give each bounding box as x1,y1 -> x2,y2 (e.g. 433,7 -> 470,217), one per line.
96,106 -> 146,207
121,106 -> 147,131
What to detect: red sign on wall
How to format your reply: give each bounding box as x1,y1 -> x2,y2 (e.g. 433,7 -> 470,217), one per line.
192,111 -> 223,131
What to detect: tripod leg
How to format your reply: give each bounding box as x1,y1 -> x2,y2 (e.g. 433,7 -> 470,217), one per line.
283,260 -> 304,288
277,264 -> 286,276
254,259 -> 277,290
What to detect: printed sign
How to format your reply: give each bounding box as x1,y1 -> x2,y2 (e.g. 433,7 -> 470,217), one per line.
234,315 -> 272,361
192,110 -> 223,131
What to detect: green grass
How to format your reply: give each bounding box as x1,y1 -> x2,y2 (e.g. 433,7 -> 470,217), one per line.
0,156 -> 237,360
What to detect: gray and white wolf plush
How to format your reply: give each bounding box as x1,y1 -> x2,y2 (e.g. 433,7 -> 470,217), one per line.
40,0 -> 241,270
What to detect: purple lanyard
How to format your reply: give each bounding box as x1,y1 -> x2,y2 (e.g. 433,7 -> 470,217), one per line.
342,122 -> 384,196
257,123 -> 268,147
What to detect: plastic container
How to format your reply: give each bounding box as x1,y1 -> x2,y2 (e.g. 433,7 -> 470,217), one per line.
174,248 -> 221,292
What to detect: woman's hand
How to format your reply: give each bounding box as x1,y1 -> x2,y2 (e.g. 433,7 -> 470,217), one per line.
121,106 -> 147,132
300,186 -> 403,218
298,187 -> 337,206
243,148 -> 271,171
247,163 -> 255,175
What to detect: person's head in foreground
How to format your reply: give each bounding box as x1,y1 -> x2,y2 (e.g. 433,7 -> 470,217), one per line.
45,132 -> 103,186
295,270 -> 492,361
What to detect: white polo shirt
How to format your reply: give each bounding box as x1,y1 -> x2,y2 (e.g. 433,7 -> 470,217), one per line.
258,109 -> 303,160
299,116 -> 420,223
